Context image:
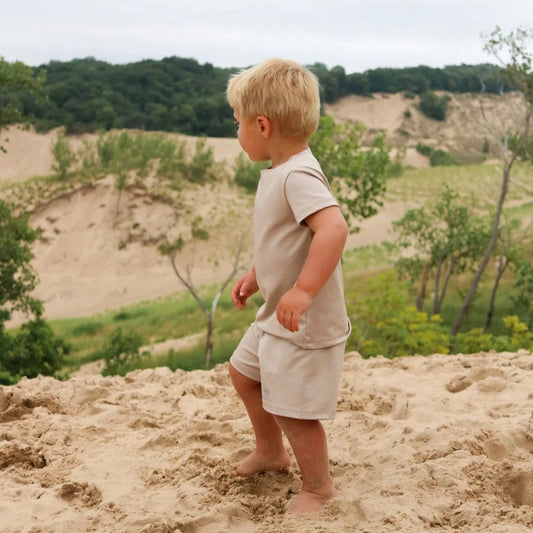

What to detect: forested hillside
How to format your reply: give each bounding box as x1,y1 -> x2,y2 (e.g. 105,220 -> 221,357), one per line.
4,57 -> 513,137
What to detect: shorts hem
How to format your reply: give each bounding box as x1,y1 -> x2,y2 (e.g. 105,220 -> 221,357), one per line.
263,400 -> 336,421
229,354 -> 261,383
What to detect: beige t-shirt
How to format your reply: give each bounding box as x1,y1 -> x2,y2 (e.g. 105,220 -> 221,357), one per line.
253,148 -> 351,348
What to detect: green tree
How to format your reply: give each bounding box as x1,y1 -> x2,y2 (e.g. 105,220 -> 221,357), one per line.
511,252 -> 533,327
102,327 -> 144,376
309,115 -> 390,231
159,235 -> 246,368
451,26 -> 533,335
0,200 -> 40,317
0,316 -> 69,384
0,200 -> 68,383
0,57 -> 45,151
51,132 -> 77,180
394,184 -> 490,315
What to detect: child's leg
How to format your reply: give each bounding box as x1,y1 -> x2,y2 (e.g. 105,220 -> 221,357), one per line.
274,415 -> 337,513
229,363 -> 290,476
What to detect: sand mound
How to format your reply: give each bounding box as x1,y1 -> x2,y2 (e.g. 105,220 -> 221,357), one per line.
1,350 -> 533,532
0,91 -> 523,322
324,91 -> 526,163
0,127 -> 242,183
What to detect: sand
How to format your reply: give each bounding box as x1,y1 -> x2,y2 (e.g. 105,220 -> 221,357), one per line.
1,95 -> 533,531
1,125 -> 407,324
0,127 -> 243,183
1,350 -> 533,532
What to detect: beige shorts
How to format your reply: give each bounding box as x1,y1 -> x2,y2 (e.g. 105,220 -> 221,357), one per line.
230,322 -> 345,420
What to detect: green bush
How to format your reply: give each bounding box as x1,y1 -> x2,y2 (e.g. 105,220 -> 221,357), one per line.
419,90 -> 449,121
51,133 -> 77,180
452,327 -> 494,354
185,138 -> 216,183
361,306 -> 450,358
415,143 -> 433,157
0,318 -> 70,385
233,153 -> 269,193
102,327 -> 145,376
415,143 -> 457,166
452,316 -> 533,354
429,149 -> 458,166
191,216 -> 209,240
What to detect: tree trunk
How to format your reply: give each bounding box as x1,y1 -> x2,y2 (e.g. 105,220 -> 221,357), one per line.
450,164 -> 511,336
484,256 -> 508,329
436,261 -> 454,315
204,312 -> 213,368
432,261 -> 444,315
416,263 -> 430,311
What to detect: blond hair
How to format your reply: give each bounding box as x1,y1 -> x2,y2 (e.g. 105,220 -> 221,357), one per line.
227,58 -> 320,141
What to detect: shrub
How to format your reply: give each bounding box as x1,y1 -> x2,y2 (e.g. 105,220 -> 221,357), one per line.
233,153 -> 268,193
51,133 -> 77,180
102,327 -> 145,376
185,138 -> 216,183
0,318 -> 70,384
361,306 -> 450,358
415,143 -> 457,166
191,216 -> 209,240
419,90 -> 449,121
452,316 -> 533,354
415,143 -> 432,157
452,328 -> 494,354
429,149 -> 458,166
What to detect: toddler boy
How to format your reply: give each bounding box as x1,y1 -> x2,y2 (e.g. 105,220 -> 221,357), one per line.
226,58 -> 350,514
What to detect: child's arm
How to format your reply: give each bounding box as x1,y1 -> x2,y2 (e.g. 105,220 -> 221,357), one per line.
276,206 -> 348,332
232,266 -> 259,310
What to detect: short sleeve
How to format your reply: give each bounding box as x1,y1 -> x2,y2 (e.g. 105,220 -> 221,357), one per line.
284,170 -> 339,225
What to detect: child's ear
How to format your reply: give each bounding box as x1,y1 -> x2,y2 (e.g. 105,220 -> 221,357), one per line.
256,115 -> 271,138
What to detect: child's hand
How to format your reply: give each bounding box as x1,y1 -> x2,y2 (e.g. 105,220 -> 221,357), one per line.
232,268 -> 259,309
276,286 -> 313,332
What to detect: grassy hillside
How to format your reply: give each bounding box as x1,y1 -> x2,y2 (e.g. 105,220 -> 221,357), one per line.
27,160 -> 531,377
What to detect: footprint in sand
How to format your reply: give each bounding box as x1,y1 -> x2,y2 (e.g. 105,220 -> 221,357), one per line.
506,470 -> 533,507
56,481 -> 102,508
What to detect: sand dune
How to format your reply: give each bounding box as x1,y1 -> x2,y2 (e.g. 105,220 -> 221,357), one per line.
1,95 -> 533,532
1,350 -> 533,532
0,126 -> 243,183
1,125 -> 405,323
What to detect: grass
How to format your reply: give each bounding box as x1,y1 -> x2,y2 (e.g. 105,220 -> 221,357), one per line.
6,156 -> 533,376
50,285 -> 259,373
49,232 -> 530,376
386,162 -> 533,207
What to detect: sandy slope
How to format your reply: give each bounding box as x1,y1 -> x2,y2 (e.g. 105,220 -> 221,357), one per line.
1,350 -> 533,532
1,95 -> 533,532
0,90 -> 526,323
0,127 -> 243,183
1,120 -> 406,323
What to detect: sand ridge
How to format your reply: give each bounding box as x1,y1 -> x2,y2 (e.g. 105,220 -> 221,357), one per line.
1,350 -> 533,532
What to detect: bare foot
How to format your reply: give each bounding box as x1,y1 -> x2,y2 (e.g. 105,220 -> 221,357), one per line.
236,449 -> 291,477
286,486 -> 338,514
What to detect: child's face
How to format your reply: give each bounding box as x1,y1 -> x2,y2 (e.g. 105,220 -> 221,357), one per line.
233,109 -> 269,162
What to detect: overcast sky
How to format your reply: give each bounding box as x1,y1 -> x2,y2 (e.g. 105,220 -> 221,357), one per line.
1,0 -> 531,72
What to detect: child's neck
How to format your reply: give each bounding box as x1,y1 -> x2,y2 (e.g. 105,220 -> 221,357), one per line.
268,138 -> 309,169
